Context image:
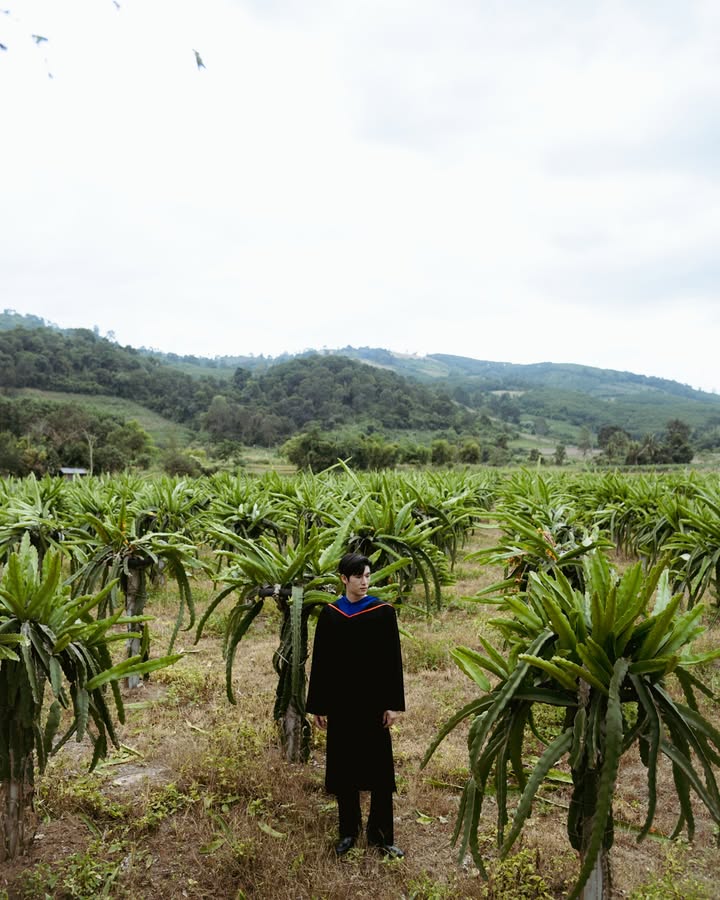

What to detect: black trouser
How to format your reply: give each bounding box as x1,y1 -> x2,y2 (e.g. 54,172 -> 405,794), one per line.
337,788 -> 394,845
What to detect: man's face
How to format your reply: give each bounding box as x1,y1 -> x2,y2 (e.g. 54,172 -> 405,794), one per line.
342,565 -> 371,602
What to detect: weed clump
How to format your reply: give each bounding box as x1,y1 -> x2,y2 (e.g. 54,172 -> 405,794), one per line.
37,772 -> 130,823
629,842 -> 712,900
482,848 -> 556,899
15,839 -> 131,900
153,662 -> 221,704
402,631 -> 452,673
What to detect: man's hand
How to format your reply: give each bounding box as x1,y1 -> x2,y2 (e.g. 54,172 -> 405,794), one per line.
313,714 -> 327,730
383,710 -> 401,728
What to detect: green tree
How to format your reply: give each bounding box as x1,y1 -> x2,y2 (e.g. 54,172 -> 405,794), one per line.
431,439 -> 454,466
424,554 -> 720,898
196,510 -> 367,762
109,420 -> 155,468
0,475 -> 68,569
578,426 -> 593,457
282,429 -> 344,472
663,482 -> 720,607
231,367 -> 251,391
0,432 -> 24,476
604,431 -> 630,464
636,434 -> 661,465
0,536 -> 180,860
459,439 -> 482,464
353,435 -> 399,470
597,426 -> 630,451
663,419 -> 693,464
400,442 -> 431,465
161,445 -> 203,477
467,471 -> 609,595
68,493 -> 200,686
343,472 -> 448,613
204,395 -> 237,440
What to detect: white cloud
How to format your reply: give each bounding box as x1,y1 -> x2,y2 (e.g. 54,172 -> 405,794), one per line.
2,0 -> 719,393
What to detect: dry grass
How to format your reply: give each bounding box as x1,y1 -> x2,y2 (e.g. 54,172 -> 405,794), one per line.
2,539 -> 720,899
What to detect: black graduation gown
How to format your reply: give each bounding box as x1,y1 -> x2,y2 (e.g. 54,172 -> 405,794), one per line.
306,598 -> 405,795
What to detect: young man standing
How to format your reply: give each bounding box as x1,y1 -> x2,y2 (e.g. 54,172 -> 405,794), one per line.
306,552 -> 405,858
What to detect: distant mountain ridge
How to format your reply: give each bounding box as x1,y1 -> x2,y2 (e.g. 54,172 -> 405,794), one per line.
313,348 -> 709,400
1,308 -> 710,400
151,343 -> 711,402
126,343 -> 720,438
2,310 -> 719,442
427,355 -> 707,400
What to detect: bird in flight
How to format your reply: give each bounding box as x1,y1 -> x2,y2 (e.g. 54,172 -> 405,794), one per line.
193,49 -> 205,70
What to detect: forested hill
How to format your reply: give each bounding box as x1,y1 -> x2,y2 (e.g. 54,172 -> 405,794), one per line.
0,325 -> 224,423
2,312 -> 720,443
0,326 -> 473,446
286,348 -> 713,401
139,344 -> 720,435
424,355 -> 705,399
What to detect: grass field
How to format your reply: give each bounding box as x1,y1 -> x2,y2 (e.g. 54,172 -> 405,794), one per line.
1,534 -> 719,899
14,388 -> 194,450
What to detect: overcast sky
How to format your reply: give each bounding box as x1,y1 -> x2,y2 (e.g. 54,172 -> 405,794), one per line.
2,0 -> 719,392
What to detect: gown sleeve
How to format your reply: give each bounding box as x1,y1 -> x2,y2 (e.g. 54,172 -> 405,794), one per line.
382,605 -> 405,712
305,605 -> 332,715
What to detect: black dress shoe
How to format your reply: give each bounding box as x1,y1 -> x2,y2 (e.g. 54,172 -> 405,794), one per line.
334,835 -> 356,857
374,844 -> 405,859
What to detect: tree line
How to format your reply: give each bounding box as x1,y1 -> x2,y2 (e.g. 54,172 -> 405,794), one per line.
281,428 -> 517,471
0,324 -> 711,472
0,328 -> 478,439
596,420 -> 694,465
0,326 -> 222,424
0,396 -> 154,476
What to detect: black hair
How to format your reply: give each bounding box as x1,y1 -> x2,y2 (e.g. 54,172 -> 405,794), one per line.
338,552 -> 371,578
